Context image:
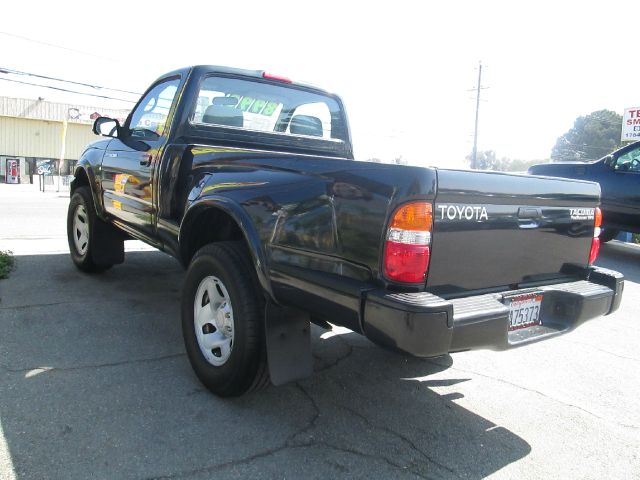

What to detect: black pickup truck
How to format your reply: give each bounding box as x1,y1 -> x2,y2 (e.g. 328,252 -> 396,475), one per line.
68,65 -> 624,396
528,141 -> 640,242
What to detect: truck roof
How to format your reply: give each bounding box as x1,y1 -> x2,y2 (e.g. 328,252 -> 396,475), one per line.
158,65 -> 334,97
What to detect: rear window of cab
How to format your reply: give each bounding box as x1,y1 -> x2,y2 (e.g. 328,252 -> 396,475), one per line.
190,76 -> 347,142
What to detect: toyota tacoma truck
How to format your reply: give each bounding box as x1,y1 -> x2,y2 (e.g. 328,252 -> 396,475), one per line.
67,65 -> 624,397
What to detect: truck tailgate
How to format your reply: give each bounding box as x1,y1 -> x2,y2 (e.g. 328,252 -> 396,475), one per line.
427,169 -> 601,295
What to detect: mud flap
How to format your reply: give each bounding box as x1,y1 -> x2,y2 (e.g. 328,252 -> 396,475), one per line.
91,220 -> 125,266
265,301 -> 313,386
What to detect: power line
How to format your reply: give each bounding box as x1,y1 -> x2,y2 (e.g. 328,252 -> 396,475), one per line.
0,77 -> 136,103
556,142 -> 617,151
564,117 -> 622,128
0,67 -> 141,95
0,30 -> 120,63
586,119 -> 622,127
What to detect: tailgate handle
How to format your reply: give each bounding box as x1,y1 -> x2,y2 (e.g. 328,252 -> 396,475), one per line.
518,207 -> 541,228
518,207 -> 541,219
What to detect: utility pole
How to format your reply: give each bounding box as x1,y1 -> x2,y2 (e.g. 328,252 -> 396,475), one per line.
57,114 -> 68,192
471,61 -> 483,170
57,108 -> 73,192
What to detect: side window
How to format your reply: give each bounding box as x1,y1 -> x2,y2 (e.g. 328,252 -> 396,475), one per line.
129,78 -> 181,139
614,146 -> 640,173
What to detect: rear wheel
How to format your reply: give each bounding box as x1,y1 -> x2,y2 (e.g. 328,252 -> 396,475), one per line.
181,242 -> 269,396
67,186 -> 119,273
599,228 -> 619,243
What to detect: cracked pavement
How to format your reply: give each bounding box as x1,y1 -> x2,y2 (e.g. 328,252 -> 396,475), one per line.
1,184 -> 639,479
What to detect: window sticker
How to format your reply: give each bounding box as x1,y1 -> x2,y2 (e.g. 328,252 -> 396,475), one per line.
238,97 -> 255,112
262,101 -> 279,117
250,99 -> 267,114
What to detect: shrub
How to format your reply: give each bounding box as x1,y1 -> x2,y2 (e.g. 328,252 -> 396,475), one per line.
0,250 -> 14,279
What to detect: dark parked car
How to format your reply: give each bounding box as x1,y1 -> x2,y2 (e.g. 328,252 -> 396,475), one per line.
528,142 -> 640,242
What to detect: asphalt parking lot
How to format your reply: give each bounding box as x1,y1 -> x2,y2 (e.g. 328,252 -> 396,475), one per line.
0,183 -> 639,480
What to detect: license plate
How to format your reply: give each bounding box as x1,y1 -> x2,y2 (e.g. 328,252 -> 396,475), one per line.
507,293 -> 543,331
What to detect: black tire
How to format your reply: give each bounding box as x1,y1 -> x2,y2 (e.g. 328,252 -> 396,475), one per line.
67,186 -> 114,273
181,241 -> 269,397
599,228 -> 619,243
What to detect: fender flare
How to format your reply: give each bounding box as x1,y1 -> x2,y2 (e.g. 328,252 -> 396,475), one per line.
72,164 -> 107,219
180,197 -> 274,301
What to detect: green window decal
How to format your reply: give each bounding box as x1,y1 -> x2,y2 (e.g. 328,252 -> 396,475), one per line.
238,97 -> 255,112
250,99 -> 267,114
262,101 -> 278,117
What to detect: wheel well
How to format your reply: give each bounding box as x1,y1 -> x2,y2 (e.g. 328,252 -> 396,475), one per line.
181,208 -> 245,265
71,167 -> 89,194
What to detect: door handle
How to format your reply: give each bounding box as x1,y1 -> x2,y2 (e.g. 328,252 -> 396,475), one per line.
139,154 -> 153,167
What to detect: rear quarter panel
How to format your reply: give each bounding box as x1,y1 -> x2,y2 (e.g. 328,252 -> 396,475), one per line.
176,147 -> 437,330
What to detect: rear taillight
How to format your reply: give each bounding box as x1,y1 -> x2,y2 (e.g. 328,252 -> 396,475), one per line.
589,207 -> 602,264
383,202 -> 432,283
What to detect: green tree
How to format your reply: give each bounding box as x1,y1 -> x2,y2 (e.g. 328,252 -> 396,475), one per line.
504,158 -> 546,172
466,151 -> 547,172
551,110 -> 622,162
466,150 -> 509,170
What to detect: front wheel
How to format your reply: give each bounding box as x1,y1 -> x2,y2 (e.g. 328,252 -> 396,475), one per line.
67,186 -> 118,273
181,242 -> 269,397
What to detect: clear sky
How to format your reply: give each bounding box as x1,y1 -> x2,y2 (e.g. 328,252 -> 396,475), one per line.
1,0 -> 637,168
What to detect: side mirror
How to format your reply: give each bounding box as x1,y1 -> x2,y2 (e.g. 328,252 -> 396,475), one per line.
92,117 -> 121,138
603,155 -> 615,168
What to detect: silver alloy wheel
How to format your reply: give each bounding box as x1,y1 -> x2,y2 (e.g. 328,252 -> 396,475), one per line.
193,275 -> 235,366
73,204 -> 90,256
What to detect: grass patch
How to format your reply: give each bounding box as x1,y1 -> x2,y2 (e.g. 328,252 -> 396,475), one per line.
0,250 -> 15,279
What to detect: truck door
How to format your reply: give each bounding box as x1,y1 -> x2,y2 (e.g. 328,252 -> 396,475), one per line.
101,77 -> 181,242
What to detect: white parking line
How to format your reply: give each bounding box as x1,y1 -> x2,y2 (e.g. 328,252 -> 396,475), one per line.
0,419 -> 16,480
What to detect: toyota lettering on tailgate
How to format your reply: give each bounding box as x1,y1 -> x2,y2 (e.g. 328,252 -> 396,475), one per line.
437,204 -> 489,221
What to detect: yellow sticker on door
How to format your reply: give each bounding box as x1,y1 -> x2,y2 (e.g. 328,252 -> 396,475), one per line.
114,174 -> 130,193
